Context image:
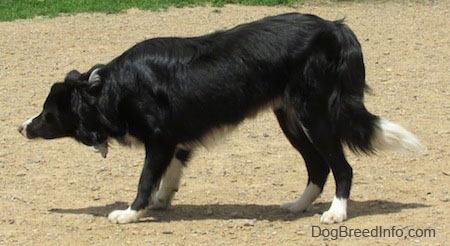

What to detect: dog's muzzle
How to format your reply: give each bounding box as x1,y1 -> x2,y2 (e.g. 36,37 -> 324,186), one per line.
18,115 -> 36,138
18,123 -> 29,138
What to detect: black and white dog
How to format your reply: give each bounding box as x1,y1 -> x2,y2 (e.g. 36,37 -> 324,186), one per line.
19,13 -> 422,224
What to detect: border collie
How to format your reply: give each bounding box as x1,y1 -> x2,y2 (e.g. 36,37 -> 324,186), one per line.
18,13 -> 422,224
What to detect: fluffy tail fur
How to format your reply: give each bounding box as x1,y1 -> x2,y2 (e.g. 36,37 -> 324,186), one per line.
316,20 -> 423,154
371,118 -> 423,153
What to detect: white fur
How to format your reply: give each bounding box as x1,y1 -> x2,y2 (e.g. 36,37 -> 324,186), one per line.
299,122 -> 312,143
122,133 -> 143,146
19,114 -> 38,137
281,183 -> 321,213
108,207 -> 145,224
109,150 -> 186,223
176,125 -> 236,150
320,196 -> 347,224
200,125 -> 237,149
373,118 -> 423,152
151,157 -> 184,209
88,68 -> 101,83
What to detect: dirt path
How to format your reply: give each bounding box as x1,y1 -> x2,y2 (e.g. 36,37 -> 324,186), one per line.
1,2 -> 449,245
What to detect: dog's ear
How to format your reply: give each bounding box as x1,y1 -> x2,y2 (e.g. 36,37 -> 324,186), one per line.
65,70 -> 82,84
64,65 -> 104,86
87,68 -> 102,93
86,64 -> 105,95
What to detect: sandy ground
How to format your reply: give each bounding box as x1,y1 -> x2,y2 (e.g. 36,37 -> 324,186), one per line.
0,1 -> 449,245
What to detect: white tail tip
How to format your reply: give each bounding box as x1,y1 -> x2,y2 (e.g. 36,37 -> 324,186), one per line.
373,118 -> 423,153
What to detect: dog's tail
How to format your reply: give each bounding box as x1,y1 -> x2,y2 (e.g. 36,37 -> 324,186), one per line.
301,20 -> 423,154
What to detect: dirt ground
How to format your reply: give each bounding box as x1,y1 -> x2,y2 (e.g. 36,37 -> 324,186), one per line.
0,1 -> 448,245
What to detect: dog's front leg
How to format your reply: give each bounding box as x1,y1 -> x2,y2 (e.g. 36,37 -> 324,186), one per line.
108,142 -> 175,224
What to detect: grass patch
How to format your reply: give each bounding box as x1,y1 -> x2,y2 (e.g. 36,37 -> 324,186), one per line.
0,0 -> 304,21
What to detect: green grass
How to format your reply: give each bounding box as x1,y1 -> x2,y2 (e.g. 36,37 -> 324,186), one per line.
0,0 -> 304,21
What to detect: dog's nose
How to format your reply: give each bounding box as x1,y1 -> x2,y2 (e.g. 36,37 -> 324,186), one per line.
18,125 -> 25,136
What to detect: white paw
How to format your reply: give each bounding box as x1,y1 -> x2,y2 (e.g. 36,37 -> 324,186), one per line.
320,197 -> 348,224
281,201 -> 308,213
108,207 -> 144,224
320,210 -> 347,224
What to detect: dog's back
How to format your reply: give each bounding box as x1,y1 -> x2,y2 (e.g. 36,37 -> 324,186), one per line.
99,13 -> 358,144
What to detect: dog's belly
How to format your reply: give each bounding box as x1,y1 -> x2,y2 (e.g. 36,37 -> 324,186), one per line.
179,96 -> 283,149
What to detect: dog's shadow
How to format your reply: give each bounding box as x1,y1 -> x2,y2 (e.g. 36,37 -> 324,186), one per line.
49,199 -> 429,222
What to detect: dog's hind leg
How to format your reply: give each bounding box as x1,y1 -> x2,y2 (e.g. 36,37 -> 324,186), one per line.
274,108 -> 330,213
108,142 -> 176,224
299,112 -> 353,224
150,148 -> 191,210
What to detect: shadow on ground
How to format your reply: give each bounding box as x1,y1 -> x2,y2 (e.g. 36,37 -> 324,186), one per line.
49,199 -> 429,222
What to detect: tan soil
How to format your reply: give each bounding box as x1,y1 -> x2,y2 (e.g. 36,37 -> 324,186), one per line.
0,2 -> 449,245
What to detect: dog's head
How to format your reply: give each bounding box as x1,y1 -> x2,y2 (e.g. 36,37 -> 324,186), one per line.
19,64 -> 109,157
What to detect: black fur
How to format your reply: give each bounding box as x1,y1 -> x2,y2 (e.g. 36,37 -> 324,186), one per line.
20,13 -> 383,221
